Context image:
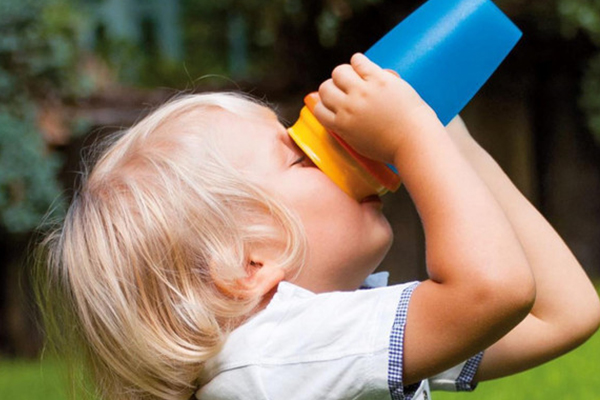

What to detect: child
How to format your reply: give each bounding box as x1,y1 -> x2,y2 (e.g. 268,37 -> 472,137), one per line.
37,53 -> 600,400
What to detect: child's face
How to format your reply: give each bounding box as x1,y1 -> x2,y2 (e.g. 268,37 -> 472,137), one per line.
213,110 -> 393,292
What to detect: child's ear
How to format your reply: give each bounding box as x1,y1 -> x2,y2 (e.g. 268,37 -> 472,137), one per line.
238,259 -> 285,297
212,245 -> 286,299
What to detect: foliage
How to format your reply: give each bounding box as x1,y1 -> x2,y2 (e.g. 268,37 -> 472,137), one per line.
0,0 -> 87,233
580,53 -> 600,145
162,0 -> 388,87
556,0 -> 600,145
557,0 -> 600,43
0,103 -> 64,233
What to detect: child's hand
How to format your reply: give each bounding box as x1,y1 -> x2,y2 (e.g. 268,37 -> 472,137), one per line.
313,53 -> 439,165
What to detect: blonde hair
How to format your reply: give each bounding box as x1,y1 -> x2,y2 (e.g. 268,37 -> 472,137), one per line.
36,93 -> 307,399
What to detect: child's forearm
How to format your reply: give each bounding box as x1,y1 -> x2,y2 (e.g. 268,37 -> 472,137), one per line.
393,114 -> 528,288
446,117 -> 600,380
394,113 -> 535,383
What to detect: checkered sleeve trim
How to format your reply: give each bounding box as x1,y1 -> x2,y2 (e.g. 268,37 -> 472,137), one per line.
388,282 -> 420,400
456,351 -> 484,391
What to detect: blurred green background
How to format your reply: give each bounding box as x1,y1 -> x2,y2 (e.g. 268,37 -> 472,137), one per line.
1,0 -> 599,398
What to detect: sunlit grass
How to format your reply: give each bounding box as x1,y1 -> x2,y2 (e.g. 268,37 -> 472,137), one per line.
0,357 -> 68,399
436,327 -> 600,400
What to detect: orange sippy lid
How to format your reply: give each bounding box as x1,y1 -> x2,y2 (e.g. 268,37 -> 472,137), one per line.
303,93 -> 401,193
287,93 -> 401,201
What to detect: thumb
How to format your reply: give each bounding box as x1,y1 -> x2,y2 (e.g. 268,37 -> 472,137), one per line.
350,53 -> 382,80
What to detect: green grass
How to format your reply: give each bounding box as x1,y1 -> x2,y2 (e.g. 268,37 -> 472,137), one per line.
436,328 -> 600,400
0,357 -> 69,399
2,330 -> 599,399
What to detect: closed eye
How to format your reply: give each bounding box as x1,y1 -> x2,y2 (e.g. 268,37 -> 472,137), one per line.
292,155 -> 306,166
285,136 -> 315,167
292,154 -> 317,168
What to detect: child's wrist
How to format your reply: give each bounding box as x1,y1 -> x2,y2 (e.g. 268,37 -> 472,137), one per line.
395,107 -> 444,149
391,114 -> 448,170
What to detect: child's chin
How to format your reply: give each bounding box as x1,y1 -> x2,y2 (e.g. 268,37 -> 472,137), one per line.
370,226 -> 394,268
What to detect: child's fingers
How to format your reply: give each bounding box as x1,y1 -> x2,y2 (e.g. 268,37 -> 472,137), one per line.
331,64 -> 361,93
312,100 -> 337,129
318,79 -> 346,113
350,53 -> 383,80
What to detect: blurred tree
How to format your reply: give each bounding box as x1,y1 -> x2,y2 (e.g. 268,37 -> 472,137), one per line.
173,0 -> 423,97
557,0 -> 600,145
78,0 -> 183,86
0,0 -> 89,234
0,0 -> 90,357
67,0 -> 600,147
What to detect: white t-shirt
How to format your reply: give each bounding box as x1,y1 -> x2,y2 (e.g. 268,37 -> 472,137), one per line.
197,279 -> 482,400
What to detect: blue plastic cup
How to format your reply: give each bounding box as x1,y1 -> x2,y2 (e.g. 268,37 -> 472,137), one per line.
365,0 -> 522,125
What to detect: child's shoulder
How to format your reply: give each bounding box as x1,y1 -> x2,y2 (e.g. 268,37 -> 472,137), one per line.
212,279 -> 419,365
271,279 -> 418,311
198,279 -> 421,399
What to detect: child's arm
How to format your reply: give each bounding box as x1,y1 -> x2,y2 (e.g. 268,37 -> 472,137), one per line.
314,53 -> 536,385
445,116 -> 600,381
